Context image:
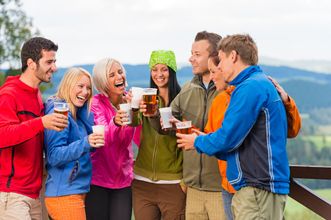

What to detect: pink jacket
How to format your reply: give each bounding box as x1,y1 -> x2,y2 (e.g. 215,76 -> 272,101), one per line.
90,94 -> 140,189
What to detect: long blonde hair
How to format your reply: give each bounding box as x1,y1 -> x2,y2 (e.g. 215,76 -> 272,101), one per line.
56,67 -> 93,119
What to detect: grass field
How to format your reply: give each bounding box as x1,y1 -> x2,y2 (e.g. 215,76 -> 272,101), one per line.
284,188 -> 331,219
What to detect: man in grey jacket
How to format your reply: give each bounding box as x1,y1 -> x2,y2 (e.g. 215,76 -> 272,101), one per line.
171,31 -> 225,220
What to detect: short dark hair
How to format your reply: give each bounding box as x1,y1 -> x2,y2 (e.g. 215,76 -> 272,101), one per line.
217,34 -> 258,65
21,37 -> 58,72
150,67 -> 181,107
195,31 -> 222,56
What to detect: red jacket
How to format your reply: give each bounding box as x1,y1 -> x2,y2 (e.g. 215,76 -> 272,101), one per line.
0,75 -> 44,199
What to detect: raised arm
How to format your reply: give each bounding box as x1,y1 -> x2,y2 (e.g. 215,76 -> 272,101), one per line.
91,98 -> 135,147
268,76 -> 301,137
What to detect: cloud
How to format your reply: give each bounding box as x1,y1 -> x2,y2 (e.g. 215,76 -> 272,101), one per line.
22,0 -> 331,67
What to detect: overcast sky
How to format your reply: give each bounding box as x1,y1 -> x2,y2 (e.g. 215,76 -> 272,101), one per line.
22,0 -> 331,67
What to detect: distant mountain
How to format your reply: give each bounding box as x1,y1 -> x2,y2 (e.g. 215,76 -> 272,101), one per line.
260,65 -> 331,83
282,80 -> 331,112
260,56 -> 331,74
42,63 -> 331,115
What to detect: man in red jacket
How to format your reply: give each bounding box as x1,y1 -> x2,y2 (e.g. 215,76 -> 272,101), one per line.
0,37 -> 68,219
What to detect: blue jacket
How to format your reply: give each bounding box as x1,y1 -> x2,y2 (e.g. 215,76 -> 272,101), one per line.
44,97 -> 93,197
195,66 -> 289,194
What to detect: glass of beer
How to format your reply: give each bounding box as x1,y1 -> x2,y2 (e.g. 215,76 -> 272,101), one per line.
176,121 -> 192,134
143,88 -> 157,115
54,101 -> 69,116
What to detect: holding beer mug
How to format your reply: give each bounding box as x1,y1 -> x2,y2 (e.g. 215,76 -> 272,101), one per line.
142,88 -> 158,116
54,101 -> 69,116
131,50 -> 186,219
175,121 -> 192,134
176,122 -> 205,150
44,67 -> 102,219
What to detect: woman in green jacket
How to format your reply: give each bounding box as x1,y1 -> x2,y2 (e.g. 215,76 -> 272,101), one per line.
131,50 -> 185,220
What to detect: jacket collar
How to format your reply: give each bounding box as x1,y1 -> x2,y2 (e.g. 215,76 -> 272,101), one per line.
229,65 -> 261,86
191,75 -> 216,91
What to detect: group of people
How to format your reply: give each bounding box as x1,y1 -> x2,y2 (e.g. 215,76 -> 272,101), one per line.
0,31 -> 301,220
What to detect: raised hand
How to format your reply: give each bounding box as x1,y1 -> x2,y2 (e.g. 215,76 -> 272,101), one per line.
88,133 -> 105,148
114,109 -> 130,126
42,113 -> 68,132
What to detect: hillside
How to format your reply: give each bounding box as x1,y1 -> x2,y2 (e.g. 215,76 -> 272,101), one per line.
47,63 -> 331,88
42,64 -> 331,116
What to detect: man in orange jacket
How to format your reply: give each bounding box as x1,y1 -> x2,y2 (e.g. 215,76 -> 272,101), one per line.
204,55 -> 301,220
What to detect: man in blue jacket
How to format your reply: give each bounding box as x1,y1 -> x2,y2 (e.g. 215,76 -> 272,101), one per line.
177,34 -> 289,220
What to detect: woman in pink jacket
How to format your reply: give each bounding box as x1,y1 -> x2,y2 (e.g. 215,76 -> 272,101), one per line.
85,58 -> 140,220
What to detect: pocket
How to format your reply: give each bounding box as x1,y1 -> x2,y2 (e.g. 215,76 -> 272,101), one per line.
68,160 -> 80,183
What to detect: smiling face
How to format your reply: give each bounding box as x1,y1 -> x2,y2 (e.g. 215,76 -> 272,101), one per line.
151,63 -> 169,89
218,50 -> 236,83
106,61 -> 126,97
70,74 -> 92,108
34,49 -> 57,83
208,58 -> 227,92
189,40 -> 210,75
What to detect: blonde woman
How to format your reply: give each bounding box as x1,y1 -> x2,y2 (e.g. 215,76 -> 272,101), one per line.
85,58 -> 140,220
44,67 -> 104,220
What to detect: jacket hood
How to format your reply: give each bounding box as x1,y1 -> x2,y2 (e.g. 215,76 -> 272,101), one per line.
0,75 -> 39,94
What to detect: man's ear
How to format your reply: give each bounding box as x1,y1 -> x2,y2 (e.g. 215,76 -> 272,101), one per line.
231,50 -> 238,63
27,58 -> 36,71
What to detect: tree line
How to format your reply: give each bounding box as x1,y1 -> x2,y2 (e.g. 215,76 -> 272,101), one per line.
287,138 -> 331,189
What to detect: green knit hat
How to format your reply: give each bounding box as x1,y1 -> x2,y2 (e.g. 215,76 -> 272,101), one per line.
148,50 -> 177,72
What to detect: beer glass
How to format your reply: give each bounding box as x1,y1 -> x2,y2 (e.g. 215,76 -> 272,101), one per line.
143,88 -> 157,115
54,101 -> 69,116
176,121 -> 192,134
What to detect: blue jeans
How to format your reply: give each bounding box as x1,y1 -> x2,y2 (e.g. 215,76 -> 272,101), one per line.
222,190 -> 234,220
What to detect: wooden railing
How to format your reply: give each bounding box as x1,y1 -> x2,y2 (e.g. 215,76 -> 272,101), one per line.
289,165 -> 331,219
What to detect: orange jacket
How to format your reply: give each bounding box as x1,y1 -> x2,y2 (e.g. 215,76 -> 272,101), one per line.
204,86 -> 301,194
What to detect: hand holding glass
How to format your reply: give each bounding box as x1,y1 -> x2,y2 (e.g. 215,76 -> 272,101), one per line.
54,101 -> 69,116
143,88 -> 157,116
119,103 -> 132,125
92,125 -> 105,147
176,121 -> 192,134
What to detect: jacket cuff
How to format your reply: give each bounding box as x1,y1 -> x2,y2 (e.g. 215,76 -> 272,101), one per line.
84,136 -> 93,152
34,117 -> 45,133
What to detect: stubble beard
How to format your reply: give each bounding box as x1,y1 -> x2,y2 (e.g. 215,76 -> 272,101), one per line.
36,65 -> 52,83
